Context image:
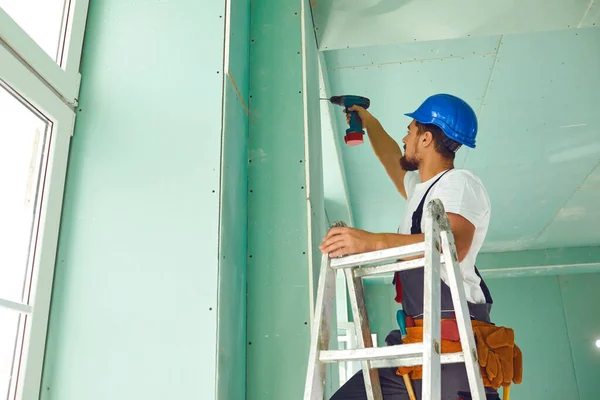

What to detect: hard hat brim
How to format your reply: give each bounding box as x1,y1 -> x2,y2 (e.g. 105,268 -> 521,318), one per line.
404,112 -> 476,149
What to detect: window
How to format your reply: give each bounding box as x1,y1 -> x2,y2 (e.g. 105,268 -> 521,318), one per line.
0,2 -> 88,105
0,86 -> 50,306
0,2 -> 88,399
0,85 -> 50,399
0,0 -> 70,64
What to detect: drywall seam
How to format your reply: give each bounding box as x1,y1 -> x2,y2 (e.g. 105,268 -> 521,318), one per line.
477,34 -> 504,117
534,158 -> 600,242
328,52 -> 497,71
463,34 -> 503,169
578,0 -> 596,27
215,0 -> 231,397
301,0 -> 316,322
480,262 -> 600,278
307,0 -> 320,50
246,3 -> 253,397
557,276 -> 582,400
318,51 -> 355,227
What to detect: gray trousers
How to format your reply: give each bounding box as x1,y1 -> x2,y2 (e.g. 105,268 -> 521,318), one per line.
329,331 -> 500,400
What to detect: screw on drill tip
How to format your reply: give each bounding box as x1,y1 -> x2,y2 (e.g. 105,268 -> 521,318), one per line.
329,221 -> 349,258
330,221 -> 347,228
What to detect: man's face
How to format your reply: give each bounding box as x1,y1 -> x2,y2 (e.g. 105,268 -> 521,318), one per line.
400,120 -> 420,171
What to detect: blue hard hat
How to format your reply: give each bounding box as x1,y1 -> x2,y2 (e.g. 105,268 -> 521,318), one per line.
404,94 -> 478,148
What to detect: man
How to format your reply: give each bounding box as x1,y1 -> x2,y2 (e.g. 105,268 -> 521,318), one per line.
320,94 -> 500,399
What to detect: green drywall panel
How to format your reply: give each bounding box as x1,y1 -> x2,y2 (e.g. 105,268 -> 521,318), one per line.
559,273 -> 600,400
537,163 -> 600,249
476,246 -> 600,278
486,276 -> 579,399
324,42 -> 496,235
324,35 -> 502,70
311,0 -> 595,50
247,0 -> 325,398
217,78 -> 248,400
319,51 -> 354,228
363,279 -> 397,347
321,27 -> 600,254
41,1 -> 226,399
466,28 -> 600,251
216,1 -> 250,399
478,246 -> 600,269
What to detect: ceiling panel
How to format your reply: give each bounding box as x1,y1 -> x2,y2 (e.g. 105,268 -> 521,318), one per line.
324,39 -> 497,232
472,159 -> 599,252
580,0 -> 599,27
321,27 -> 600,252
535,163 -> 600,248
325,35 -> 501,70
312,0 -> 594,50
464,27 -> 600,250
466,28 -> 600,169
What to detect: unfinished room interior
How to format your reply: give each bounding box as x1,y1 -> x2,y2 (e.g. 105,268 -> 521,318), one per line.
1,0 -> 599,399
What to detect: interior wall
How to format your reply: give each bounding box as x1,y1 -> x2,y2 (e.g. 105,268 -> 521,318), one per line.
362,270 -> 600,400
246,0 -> 327,398
217,0 -> 250,398
40,1 -> 231,399
557,273 -> 600,400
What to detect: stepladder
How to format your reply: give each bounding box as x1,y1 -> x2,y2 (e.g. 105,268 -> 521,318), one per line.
304,198 -> 488,400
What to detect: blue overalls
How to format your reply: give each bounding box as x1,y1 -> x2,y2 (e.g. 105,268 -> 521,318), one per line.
330,172 -> 500,400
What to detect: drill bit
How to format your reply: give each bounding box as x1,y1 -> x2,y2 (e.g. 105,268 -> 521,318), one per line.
330,220 -> 347,228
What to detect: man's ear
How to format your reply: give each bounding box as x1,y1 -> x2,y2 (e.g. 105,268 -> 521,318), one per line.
421,130 -> 434,147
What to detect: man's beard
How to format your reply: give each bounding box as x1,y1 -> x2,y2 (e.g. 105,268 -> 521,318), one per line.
400,155 -> 419,171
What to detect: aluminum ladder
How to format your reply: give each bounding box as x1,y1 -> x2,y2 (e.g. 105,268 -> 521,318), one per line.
304,198 -> 487,400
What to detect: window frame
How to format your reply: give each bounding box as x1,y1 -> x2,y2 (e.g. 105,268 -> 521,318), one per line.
0,1 -> 89,399
0,0 -> 89,106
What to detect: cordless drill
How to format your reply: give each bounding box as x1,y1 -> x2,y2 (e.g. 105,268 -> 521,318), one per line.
323,95 -> 371,146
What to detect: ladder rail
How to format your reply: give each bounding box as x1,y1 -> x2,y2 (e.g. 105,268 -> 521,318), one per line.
371,352 -> 465,369
353,258 -> 425,278
344,267 -> 383,400
330,242 -> 425,269
440,230 -> 487,400
422,202 -> 443,400
303,253 -> 337,400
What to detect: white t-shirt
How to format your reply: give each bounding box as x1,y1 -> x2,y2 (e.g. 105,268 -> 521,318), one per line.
398,169 -> 491,304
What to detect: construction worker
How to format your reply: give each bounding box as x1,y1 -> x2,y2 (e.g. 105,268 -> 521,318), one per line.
320,94 -> 500,400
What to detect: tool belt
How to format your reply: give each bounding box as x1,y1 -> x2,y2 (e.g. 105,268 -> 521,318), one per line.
396,319 -> 523,390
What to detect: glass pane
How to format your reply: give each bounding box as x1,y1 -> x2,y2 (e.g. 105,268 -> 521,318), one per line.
0,307 -> 21,400
0,82 -> 50,304
0,0 -> 70,64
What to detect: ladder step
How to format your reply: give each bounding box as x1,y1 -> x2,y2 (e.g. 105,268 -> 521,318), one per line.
330,242 -> 425,269
320,343 -> 424,363
353,258 -> 426,278
371,352 -> 465,369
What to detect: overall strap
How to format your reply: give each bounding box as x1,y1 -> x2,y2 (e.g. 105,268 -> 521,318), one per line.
393,169 -> 451,302
410,169 -> 452,235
